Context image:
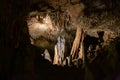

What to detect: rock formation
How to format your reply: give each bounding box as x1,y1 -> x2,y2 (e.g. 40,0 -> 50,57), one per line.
1,0 -> 120,80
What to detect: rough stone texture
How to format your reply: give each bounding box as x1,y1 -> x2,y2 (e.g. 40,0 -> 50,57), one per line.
71,0 -> 80,4
67,3 -> 85,19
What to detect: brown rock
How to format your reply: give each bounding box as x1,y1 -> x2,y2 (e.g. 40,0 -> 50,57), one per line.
103,30 -> 117,42
67,3 -> 85,19
43,49 -> 52,62
71,0 -> 80,4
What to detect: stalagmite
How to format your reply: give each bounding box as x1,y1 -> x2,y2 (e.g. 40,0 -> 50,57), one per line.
62,56 -> 71,66
70,27 -> 86,67
53,45 -> 59,65
70,27 -> 83,59
57,36 -> 65,61
78,29 -> 85,67
53,36 -> 65,65
43,49 -> 52,63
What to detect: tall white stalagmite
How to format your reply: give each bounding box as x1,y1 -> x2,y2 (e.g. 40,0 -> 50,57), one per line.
57,36 -> 65,61
53,36 -> 65,65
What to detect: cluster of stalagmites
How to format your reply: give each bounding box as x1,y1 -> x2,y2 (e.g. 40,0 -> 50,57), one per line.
26,1 -> 119,68
40,27 -> 117,68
